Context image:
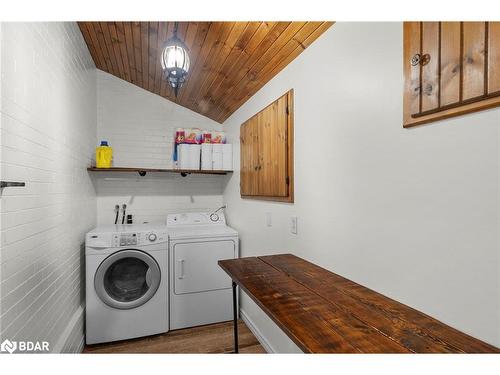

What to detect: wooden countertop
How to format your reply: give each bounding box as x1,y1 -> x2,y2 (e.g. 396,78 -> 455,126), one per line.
218,254 -> 499,353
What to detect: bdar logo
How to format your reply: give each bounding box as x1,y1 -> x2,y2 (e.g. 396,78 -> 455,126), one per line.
1,339 -> 17,354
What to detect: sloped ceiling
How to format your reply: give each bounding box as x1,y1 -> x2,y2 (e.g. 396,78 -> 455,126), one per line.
78,22 -> 333,123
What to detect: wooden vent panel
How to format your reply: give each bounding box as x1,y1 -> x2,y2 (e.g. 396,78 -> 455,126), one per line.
403,21 -> 500,127
240,90 -> 293,202
78,22 -> 333,123
488,22 -> 500,94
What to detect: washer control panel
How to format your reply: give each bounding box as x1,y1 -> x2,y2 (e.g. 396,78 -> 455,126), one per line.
118,233 -> 137,246
86,226 -> 168,249
109,231 -> 168,247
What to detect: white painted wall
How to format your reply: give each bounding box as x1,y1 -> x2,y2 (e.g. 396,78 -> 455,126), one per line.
96,71 -> 226,225
222,22 -> 500,350
0,22 -> 96,352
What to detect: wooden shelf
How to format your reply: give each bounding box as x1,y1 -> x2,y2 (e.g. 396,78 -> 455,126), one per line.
87,167 -> 231,176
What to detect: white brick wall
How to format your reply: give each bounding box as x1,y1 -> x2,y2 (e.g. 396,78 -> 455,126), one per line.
96,71 -> 226,225
0,22 -> 96,352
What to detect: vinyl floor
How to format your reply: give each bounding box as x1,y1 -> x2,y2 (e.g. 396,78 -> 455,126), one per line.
83,320 -> 266,354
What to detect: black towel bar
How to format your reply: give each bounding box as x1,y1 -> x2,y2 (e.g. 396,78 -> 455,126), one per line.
0,181 -> 26,188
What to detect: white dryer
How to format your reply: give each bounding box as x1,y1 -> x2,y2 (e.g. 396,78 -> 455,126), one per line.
167,211 -> 238,330
85,224 -> 169,344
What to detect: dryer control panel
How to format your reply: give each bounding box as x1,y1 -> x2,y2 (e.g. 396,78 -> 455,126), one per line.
167,212 -> 226,227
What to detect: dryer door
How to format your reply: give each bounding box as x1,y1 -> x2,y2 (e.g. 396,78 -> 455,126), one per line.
173,240 -> 236,295
94,249 -> 161,310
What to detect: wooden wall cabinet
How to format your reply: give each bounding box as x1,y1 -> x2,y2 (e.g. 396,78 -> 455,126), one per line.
240,90 -> 294,202
404,22 -> 500,127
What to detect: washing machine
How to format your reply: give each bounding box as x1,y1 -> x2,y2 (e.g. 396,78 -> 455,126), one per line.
85,224 -> 169,345
167,211 -> 238,330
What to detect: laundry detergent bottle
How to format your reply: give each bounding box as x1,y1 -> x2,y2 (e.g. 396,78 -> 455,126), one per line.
96,141 -> 113,168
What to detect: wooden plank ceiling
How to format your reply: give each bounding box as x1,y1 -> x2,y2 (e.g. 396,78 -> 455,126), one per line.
78,22 -> 333,123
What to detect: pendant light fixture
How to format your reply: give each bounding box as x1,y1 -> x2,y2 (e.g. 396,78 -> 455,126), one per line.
161,22 -> 190,97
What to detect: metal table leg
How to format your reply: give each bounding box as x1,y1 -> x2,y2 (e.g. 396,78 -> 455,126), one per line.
232,281 -> 239,353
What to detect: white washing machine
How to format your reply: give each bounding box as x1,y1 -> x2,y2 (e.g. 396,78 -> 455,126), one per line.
85,224 -> 169,344
167,211 -> 238,330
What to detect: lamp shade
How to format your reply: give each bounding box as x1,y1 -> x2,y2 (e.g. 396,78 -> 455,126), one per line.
161,34 -> 190,96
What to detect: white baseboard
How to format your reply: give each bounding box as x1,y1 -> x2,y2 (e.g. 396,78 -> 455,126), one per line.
240,309 -> 275,353
52,305 -> 85,353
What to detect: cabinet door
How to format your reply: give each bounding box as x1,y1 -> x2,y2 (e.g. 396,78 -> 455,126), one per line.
240,90 -> 293,202
403,22 -> 500,127
240,121 -> 251,195
240,115 -> 261,196
259,93 -> 289,197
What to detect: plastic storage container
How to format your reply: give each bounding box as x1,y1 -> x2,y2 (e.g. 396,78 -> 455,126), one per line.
96,141 -> 113,168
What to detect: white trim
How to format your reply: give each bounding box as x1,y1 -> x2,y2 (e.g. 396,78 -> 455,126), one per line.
52,305 -> 85,353
240,309 -> 275,353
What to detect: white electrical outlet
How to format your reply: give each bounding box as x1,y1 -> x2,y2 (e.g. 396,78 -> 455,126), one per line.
290,216 -> 298,234
266,212 -> 272,227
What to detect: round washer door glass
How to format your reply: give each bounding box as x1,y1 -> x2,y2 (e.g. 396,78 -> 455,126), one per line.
94,249 -> 161,310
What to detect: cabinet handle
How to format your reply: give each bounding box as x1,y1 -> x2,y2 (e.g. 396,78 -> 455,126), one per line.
0,181 -> 26,188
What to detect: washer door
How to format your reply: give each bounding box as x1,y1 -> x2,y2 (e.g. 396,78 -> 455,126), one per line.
94,249 -> 161,310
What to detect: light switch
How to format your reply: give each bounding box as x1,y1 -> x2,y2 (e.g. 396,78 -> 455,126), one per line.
290,216 -> 298,234
266,212 -> 272,227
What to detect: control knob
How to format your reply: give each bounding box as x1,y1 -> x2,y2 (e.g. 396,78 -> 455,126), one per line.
148,233 -> 157,242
